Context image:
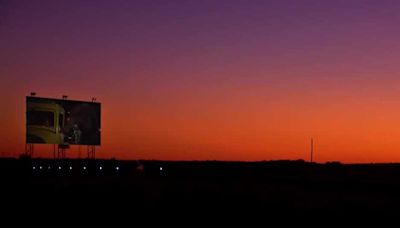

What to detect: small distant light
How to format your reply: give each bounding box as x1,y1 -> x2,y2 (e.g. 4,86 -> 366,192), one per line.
99,166 -> 102,170
48,166 -> 51,170
136,164 -> 144,171
116,166 -> 119,170
160,167 -> 163,171
33,166 -> 36,170
58,166 -> 62,170
39,166 -> 42,170
69,166 -> 72,170
83,166 -> 87,170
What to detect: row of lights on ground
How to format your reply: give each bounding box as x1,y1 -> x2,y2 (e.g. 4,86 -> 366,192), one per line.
32,166 -> 119,170
32,166 -> 161,172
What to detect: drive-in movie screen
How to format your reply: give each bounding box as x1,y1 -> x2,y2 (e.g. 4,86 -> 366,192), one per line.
26,97 -> 101,145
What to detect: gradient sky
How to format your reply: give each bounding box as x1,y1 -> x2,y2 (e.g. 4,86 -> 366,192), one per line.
2,0 -> 400,162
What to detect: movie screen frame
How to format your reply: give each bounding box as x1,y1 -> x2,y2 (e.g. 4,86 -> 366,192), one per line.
26,97 -> 101,146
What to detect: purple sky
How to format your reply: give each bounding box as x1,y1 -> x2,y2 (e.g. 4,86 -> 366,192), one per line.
2,0 -> 400,162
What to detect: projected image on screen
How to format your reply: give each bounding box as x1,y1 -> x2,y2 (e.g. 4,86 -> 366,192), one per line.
26,97 -> 101,145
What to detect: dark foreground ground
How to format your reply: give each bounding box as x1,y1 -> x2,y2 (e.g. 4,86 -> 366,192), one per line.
1,157 -> 400,217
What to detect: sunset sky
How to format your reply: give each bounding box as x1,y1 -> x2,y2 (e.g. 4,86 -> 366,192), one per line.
2,0 -> 400,162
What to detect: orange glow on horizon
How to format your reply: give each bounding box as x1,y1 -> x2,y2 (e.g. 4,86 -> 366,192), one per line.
2,78 -> 400,163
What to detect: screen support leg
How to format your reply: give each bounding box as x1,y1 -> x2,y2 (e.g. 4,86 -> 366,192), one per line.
87,146 -> 95,159
57,145 -> 68,159
25,144 -> 34,157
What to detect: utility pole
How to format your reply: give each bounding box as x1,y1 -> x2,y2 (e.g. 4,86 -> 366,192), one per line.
310,138 -> 314,163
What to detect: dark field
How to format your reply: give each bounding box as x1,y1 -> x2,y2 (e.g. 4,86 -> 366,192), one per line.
2,157 -> 400,216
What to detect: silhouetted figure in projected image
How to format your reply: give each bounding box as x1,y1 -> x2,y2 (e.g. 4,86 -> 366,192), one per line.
72,124 -> 82,144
